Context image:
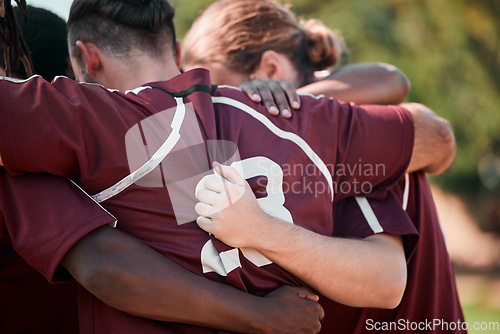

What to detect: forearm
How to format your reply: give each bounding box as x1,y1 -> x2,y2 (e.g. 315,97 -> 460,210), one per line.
196,165 -> 406,309
61,225 -> 265,332
245,215 -> 406,309
403,103 -> 456,174
298,62 -> 410,105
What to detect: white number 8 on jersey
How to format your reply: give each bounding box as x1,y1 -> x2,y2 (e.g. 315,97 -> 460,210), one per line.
198,156 -> 294,276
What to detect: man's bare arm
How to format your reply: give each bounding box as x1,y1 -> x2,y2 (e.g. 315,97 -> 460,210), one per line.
195,165 -> 407,309
402,103 -> 456,175
62,224 -> 324,334
301,75 -> 456,175
299,62 -> 411,105
251,226 -> 406,309
240,62 -> 411,117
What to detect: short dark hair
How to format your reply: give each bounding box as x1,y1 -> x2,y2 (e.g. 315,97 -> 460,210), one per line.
0,5 -> 70,81
67,0 -> 176,61
15,6 -> 70,81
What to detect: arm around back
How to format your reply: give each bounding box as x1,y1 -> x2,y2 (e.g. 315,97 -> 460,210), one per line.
299,62 -> 411,105
61,224 -> 324,333
403,103 -> 456,175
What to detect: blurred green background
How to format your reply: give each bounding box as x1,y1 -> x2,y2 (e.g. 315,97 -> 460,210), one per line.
172,0 -> 500,328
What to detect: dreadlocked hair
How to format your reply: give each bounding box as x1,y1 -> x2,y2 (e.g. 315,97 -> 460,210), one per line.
0,0 -> 32,77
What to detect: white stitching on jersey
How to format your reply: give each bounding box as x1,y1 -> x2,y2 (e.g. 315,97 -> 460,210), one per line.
91,97 -> 185,203
402,173 -> 410,210
297,92 -> 326,100
52,76 -> 120,93
215,85 -> 243,91
212,96 -> 334,201
125,86 -> 152,95
355,197 -> 384,234
216,85 -> 325,100
1,74 -> 42,83
69,180 -> 118,228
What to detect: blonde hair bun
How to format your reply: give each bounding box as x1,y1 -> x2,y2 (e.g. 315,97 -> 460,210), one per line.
303,19 -> 343,71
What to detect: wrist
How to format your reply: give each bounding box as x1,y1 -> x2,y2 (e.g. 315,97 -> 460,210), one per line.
243,210 -> 279,250
246,297 -> 272,334
248,214 -> 296,259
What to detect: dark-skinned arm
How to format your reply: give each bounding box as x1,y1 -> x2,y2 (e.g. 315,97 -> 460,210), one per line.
239,83 -> 454,175
299,62 -> 411,105
239,62 -> 411,118
61,224 -> 324,334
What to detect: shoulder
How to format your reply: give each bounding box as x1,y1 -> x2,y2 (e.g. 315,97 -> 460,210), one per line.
0,75 -> 124,118
213,85 -> 248,102
0,75 -> 50,96
213,85 -> 339,115
212,85 -> 270,119
51,76 -> 121,97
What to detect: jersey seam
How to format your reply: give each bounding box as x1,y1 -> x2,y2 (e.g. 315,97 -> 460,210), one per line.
42,212 -> 117,283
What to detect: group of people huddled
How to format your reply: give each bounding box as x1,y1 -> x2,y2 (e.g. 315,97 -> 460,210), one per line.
0,1 -> 464,334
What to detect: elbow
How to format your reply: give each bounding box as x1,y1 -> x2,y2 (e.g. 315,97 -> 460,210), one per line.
379,63 -> 411,104
84,264 -> 115,300
344,271 -> 406,309
366,255 -> 407,309
84,262 -> 139,311
378,271 -> 407,309
425,119 -> 456,175
398,74 -> 411,104
61,226 -> 144,312
334,260 -> 407,309
389,65 -> 411,104
406,103 -> 457,174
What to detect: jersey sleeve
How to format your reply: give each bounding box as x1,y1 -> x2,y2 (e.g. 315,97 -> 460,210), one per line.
333,191 -> 419,261
0,170 -> 116,282
332,102 -> 414,201
0,76 -> 128,181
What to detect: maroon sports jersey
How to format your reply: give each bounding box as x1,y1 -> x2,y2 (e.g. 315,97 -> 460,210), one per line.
0,240 -> 79,334
207,86 -> 417,293
320,172 -> 466,334
0,69 -> 415,333
0,170 -> 116,333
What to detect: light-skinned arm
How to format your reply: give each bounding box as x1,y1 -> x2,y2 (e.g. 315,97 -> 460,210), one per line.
402,102 -> 456,174
195,164 -> 407,309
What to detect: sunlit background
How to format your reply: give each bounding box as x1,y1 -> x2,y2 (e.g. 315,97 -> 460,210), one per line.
15,0 -> 500,328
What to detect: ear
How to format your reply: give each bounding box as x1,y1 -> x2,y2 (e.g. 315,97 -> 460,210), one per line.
251,50 -> 288,81
75,40 -> 102,78
175,40 -> 182,69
